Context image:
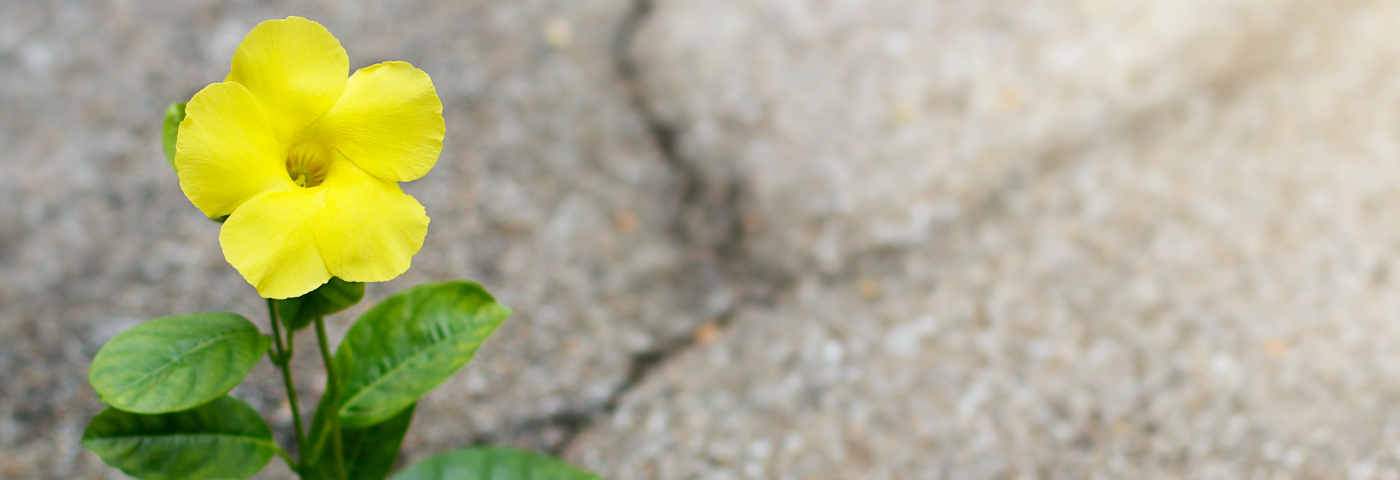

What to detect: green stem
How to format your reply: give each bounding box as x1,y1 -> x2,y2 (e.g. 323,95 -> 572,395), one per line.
314,314 -> 346,479
267,299 -> 307,473
306,419 -> 332,464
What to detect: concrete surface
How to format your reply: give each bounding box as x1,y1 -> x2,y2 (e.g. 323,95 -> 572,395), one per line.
567,0 -> 1400,479
1,1 -> 714,478
6,0 -> 1400,479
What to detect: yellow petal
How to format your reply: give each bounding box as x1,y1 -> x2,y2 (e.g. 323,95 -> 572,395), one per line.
220,188 -> 332,299
314,155 -> 429,282
313,61 -> 444,182
227,16 -> 348,145
175,82 -> 293,219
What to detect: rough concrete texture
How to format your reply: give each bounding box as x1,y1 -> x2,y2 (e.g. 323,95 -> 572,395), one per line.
7,0 -> 1400,479
567,0 -> 1400,478
0,1 -> 715,478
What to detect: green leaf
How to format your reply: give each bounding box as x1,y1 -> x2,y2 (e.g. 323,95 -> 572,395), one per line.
389,447 -> 602,480
306,403 -> 416,480
342,404 -> 415,480
161,102 -> 186,171
89,312 -> 272,414
277,277 -> 366,331
335,281 -> 509,428
82,395 -> 278,480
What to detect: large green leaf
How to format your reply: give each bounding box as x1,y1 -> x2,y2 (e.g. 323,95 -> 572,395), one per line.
161,102 -> 186,171
305,402 -> 416,480
389,447 -> 602,480
82,395 -> 278,480
89,312 -> 271,414
276,277 -> 365,331
335,281 -> 509,428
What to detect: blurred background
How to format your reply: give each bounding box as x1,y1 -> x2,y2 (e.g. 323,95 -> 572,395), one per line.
6,0 -> 1400,479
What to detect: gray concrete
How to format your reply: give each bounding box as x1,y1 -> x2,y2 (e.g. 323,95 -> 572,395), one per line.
567,0 -> 1400,478
6,0 -> 1400,479
0,1 -> 714,478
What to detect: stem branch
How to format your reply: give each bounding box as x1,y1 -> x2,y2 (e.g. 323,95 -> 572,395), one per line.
267,300 -> 307,472
314,314 -> 346,479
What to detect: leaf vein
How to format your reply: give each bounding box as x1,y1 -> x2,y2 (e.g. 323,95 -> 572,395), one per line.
339,318 -> 498,417
110,329 -> 254,396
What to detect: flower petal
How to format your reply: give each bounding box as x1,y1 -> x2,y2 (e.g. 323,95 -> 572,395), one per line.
175,82 -> 293,219
314,156 -> 429,282
314,61 -> 444,182
221,188 -> 332,299
227,16 -> 348,144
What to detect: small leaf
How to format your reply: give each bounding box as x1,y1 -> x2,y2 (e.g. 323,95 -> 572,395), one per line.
82,395 -> 278,480
389,447 -> 602,480
161,102 -> 186,171
335,281 -> 509,428
277,277 -> 365,331
90,312 -> 271,414
306,402 -> 416,480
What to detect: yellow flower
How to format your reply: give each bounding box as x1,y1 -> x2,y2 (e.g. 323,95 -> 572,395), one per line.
175,17 -> 443,299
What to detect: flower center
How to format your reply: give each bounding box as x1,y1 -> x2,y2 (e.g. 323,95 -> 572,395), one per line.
286,142 -> 330,187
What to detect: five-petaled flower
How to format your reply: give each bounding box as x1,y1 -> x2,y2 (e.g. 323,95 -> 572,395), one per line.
176,17 -> 443,299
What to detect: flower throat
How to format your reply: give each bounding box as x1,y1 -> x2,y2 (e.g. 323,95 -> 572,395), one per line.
286,142 -> 329,187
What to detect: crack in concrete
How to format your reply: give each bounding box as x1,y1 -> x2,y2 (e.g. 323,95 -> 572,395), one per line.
472,0 -> 793,457
802,0 -> 1347,285
473,0 -> 1373,464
